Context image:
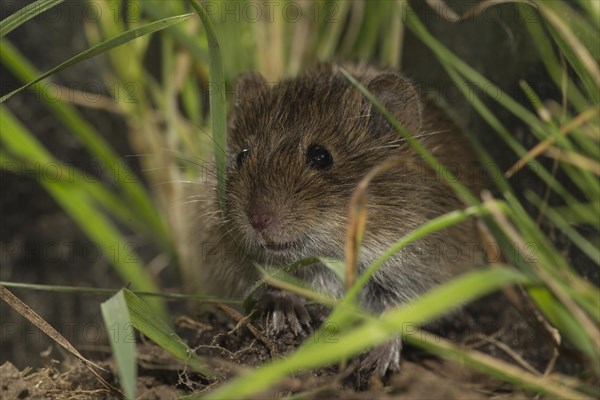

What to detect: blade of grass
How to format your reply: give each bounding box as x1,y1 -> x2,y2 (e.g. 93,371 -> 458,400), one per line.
505,107 -> 600,178
404,328 -> 594,399
0,105 -> 151,236
403,2 -> 599,218
323,202 -> 500,356
576,0 -> 600,22
340,68 -> 477,206
121,288 -> 217,378
519,4 -> 589,113
0,106 -> 168,320
404,3 -> 545,132
256,265 -> 340,308
186,0 -> 227,213
141,2 -> 209,63
380,0 -> 404,68
0,154 -> 148,235
101,290 -> 137,400
316,1 -> 352,62
0,281 -> 241,304
0,39 -> 169,249
549,201 -> 600,228
354,4 -> 389,61
505,194 -> 600,323
528,286 -> 598,371
0,285 -> 123,397
349,203 -> 495,304
446,63 -> 596,224
242,256 -> 341,312
0,13 -> 192,103
486,193 -> 600,357
88,0 -> 142,86
0,0 -> 64,37
535,1 -> 600,100
517,81 -> 600,199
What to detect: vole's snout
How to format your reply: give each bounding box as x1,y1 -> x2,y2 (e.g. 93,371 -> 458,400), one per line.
248,204 -> 278,233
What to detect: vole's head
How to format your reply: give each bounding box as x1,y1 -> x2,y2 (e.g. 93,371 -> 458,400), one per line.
223,64 -> 429,263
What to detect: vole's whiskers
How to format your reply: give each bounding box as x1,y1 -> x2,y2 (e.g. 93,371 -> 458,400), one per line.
150,180 -> 200,189
179,199 -> 213,207
186,123 -> 228,156
195,209 -> 221,220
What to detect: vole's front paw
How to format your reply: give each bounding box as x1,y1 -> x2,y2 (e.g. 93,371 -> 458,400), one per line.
257,290 -> 312,336
360,336 -> 402,377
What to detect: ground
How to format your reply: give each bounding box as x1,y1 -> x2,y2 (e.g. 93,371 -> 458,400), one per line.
1,295 -> 588,399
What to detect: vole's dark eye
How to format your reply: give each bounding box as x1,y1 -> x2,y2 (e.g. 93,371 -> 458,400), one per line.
236,148 -> 251,168
306,144 -> 333,170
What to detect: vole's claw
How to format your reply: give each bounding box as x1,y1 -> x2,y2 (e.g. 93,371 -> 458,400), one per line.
268,308 -> 285,335
295,300 -> 312,329
360,336 -> 402,377
258,290 -> 312,336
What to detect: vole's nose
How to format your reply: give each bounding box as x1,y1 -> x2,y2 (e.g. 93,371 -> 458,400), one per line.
248,207 -> 277,232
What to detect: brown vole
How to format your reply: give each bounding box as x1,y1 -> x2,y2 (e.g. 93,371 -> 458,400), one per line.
184,63 -> 483,375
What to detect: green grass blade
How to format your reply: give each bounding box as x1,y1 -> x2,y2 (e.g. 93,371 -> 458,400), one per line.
141,2 -> 209,63
323,203 -> 503,339
0,13 -> 192,103
340,68 -> 477,207
0,108 -> 53,163
101,290 -> 137,400
577,0 -> 600,23
404,329 -> 594,399
401,1 -> 600,211
0,106 -> 167,320
0,156 -> 150,243
45,180 -> 167,318
519,5 -> 589,113
201,268 -> 531,400
318,257 -> 346,285
348,203 -> 493,304
443,64 -> 591,222
515,81 -> 599,199
0,39 -> 169,249
403,5 -> 544,132
353,4 -> 389,60
0,281 -> 240,305
121,288 -> 217,378
529,286 -> 598,364
186,0 -> 227,212
526,191 -> 600,265
316,1 -> 352,61
0,104 -> 148,233
0,0 -> 64,37
536,1 -> 600,103
550,201 -> 600,228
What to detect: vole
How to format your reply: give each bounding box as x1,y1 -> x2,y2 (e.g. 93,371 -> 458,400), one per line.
184,63 -> 483,376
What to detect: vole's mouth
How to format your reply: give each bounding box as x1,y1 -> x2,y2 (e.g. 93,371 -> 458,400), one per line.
263,240 -> 296,252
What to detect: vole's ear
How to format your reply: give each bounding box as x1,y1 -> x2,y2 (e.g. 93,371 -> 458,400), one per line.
233,71 -> 268,108
365,73 -> 423,136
